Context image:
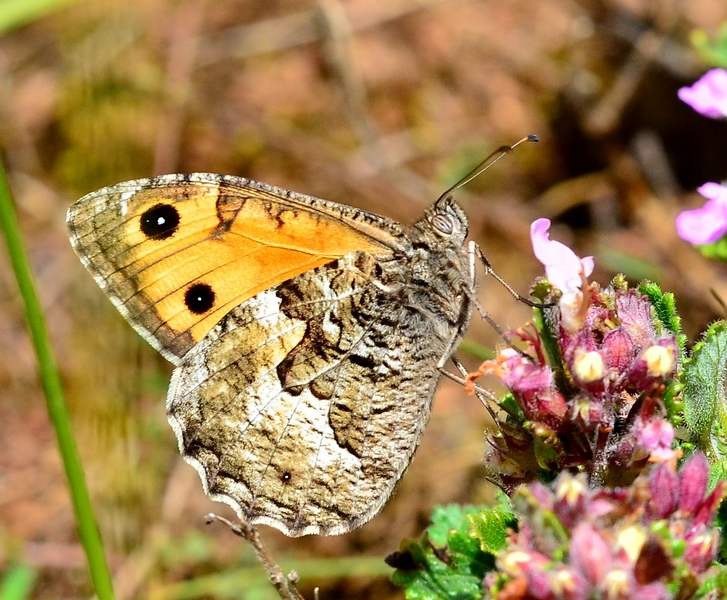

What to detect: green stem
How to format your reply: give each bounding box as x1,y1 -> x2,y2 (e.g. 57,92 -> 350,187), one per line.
0,160 -> 116,599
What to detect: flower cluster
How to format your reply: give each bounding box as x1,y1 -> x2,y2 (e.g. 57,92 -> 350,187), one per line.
471,221 -> 679,490
485,453 -> 726,599
676,69 -> 727,246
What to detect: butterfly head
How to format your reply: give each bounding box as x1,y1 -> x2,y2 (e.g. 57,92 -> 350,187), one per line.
417,194 -> 469,248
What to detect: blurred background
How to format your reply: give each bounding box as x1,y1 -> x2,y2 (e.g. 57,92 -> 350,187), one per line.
2,0 -> 727,598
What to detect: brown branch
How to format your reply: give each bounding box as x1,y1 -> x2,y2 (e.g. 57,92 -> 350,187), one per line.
205,514 -> 305,600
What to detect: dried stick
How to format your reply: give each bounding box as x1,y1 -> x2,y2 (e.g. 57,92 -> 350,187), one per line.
205,514 -> 305,600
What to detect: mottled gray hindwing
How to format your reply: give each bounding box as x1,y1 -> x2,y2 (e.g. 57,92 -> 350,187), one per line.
166,250 -> 466,536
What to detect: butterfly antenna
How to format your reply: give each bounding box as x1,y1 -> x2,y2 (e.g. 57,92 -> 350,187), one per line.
436,133 -> 539,203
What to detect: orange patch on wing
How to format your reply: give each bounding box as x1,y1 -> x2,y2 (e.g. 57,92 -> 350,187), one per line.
124,187 -> 388,346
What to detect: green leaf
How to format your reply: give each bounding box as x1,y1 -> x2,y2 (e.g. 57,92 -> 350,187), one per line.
681,321 -> 727,483
682,321 -> 727,438
468,496 -> 516,555
389,505 -> 496,600
511,485 -> 569,559
716,497 -> 727,564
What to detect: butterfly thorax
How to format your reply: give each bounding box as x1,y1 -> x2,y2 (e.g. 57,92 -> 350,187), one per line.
399,195 -> 473,338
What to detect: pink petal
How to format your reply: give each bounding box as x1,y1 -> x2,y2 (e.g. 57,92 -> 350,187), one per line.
678,69 -> 727,119
530,218 -> 594,294
698,181 -> 727,203
676,196 -> 727,245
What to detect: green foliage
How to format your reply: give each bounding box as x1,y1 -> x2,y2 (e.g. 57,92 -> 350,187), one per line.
681,321 -> 727,484
638,281 -> 683,340
639,280 -> 687,425
468,494 -> 516,555
696,236 -> 727,264
682,321 -> 727,436
691,24 -> 727,68
0,564 -> 36,600
695,567 -> 727,598
0,0 -> 78,35
716,497 -> 727,564
389,504 -> 513,599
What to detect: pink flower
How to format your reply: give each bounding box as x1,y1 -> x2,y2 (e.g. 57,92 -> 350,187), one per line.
637,419 -> 676,463
678,68 -> 727,118
676,182 -> 727,244
531,218 -> 594,332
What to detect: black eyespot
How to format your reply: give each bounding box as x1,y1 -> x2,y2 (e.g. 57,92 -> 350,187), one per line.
432,213 -> 454,235
140,204 -> 180,240
281,471 -> 292,483
184,283 -> 215,314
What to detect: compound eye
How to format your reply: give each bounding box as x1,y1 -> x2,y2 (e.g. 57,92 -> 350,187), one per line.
432,213 -> 454,235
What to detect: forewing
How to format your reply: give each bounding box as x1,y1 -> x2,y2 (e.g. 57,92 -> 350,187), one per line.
67,173 -> 401,364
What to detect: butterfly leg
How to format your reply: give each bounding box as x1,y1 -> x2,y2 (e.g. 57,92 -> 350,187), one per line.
474,244 -> 552,309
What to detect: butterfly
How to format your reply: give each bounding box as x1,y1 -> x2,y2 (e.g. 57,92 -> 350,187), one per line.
67,170 -> 478,537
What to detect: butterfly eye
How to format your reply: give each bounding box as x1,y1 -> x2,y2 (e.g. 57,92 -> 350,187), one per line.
431,213 -> 454,236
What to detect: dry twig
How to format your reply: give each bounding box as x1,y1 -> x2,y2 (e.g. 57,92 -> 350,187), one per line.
205,513 -> 306,600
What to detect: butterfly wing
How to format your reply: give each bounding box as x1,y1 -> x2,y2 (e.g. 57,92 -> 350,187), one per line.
67,173 -> 404,364
69,172 -> 473,536
167,250 -> 465,536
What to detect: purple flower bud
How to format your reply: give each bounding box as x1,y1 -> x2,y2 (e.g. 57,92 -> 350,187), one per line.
570,523 -> 612,585
601,329 -> 634,373
526,569 -> 554,599
683,529 -> 720,574
692,481 -> 727,528
678,452 -> 709,515
648,461 -> 679,518
615,291 -> 654,342
677,68 -> 727,118
549,568 -> 589,600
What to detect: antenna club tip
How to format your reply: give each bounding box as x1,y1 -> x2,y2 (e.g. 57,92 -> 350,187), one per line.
527,133 -> 539,142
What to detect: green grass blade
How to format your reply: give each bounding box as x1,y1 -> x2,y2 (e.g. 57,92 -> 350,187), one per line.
0,564 -> 37,600
0,160 -> 116,600
0,0 -> 79,35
